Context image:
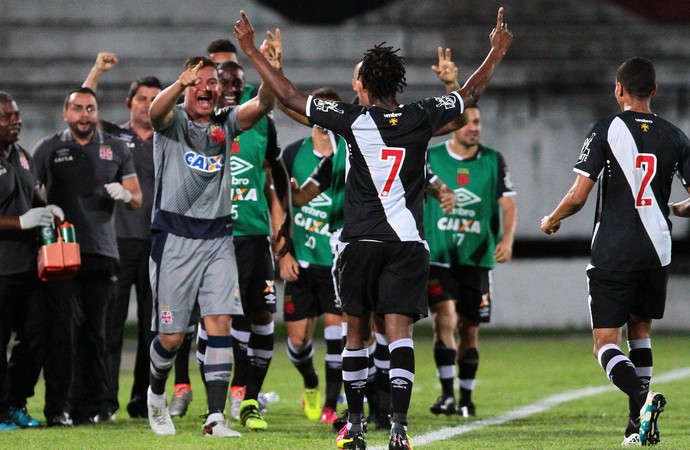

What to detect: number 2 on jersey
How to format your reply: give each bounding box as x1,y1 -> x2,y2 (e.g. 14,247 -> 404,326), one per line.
635,154 -> 656,207
379,147 -> 405,197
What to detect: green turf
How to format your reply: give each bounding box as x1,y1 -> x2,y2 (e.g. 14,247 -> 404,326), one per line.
2,329 -> 689,449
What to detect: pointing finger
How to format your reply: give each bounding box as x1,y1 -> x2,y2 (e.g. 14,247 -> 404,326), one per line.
191,60 -> 204,75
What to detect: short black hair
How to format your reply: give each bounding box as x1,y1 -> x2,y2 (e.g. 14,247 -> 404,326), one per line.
311,87 -> 341,102
207,39 -> 237,55
218,61 -> 244,72
184,56 -> 217,71
0,91 -> 15,104
616,57 -> 656,98
126,76 -> 163,100
63,87 -> 97,110
359,42 -> 406,101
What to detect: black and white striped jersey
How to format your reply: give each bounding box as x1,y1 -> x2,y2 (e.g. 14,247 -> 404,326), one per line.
574,110 -> 690,271
306,93 -> 464,242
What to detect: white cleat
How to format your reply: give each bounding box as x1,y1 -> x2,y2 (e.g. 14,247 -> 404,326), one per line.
147,389 -> 175,436
203,418 -> 242,438
621,433 -> 641,446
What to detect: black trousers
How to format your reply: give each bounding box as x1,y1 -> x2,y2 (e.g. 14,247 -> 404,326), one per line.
105,238 -> 153,412
42,255 -> 117,420
0,272 -> 44,421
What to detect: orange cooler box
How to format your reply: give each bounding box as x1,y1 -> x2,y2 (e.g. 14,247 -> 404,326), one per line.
37,239 -> 81,281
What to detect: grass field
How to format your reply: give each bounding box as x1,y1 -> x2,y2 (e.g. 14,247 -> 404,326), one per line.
2,329 -> 689,449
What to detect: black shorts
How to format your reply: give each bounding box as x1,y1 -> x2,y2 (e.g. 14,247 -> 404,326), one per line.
235,236 -> 277,314
587,265 -> 668,329
283,264 -> 341,321
428,264 -> 492,323
339,240 -> 429,321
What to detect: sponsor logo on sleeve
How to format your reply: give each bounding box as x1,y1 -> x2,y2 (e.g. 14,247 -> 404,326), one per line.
435,95 -> 457,110
577,133 -> 595,163
314,99 -> 344,114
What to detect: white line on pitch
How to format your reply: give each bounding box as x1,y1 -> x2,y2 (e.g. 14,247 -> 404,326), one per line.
368,367 -> 690,449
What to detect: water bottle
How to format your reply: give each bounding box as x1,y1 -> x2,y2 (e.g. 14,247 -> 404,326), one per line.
39,222 -> 57,246
59,221 -> 76,243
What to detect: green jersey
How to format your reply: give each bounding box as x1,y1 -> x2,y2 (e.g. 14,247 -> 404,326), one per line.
424,143 -> 515,268
230,85 -> 280,236
283,135 -> 344,266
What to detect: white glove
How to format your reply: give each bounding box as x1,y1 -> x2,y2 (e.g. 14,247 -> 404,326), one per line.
105,182 -> 133,203
18,207 -> 54,230
46,204 -> 65,221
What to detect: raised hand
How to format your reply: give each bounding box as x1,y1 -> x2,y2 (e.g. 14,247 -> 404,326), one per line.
261,28 -> 283,72
489,7 -> 513,56
233,10 -> 257,55
431,47 -> 459,89
178,60 -> 203,88
93,52 -> 118,73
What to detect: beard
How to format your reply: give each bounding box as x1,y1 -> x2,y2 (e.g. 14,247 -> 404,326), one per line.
69,121 -> 95,139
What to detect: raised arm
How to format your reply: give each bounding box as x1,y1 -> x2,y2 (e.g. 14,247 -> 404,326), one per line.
455,7 -> 513,108
234,10 -> 309,116
149,60 -> 203,129
82,52 -> 119,92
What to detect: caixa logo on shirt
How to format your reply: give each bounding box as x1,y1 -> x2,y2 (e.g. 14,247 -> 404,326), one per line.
184,151 -> 225,173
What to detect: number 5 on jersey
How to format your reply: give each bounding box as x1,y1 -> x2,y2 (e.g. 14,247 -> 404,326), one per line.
380,147 -> 406,198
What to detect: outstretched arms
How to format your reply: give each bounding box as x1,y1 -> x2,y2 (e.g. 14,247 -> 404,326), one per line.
454,7 -> 513,108
234,10 -> 309,116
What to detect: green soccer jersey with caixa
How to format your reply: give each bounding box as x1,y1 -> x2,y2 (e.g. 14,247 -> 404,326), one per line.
424,143 -> 515,268
284,136 -> 343,266
229,85 -> 280,237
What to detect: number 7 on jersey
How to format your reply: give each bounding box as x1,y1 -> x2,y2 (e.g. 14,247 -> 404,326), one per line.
379,147 -> 406,198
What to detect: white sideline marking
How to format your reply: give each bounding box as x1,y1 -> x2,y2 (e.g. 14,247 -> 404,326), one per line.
369,367 -> 690,449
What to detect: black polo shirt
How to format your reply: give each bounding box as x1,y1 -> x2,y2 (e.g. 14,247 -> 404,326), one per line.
33,129 -> 136,259
102,120 -> 154,241
0,144 -> 38,274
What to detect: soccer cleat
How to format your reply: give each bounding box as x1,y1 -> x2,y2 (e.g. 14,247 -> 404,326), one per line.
126,396 -> 148,419
203,417 -> 242,437
168,383 -> 193,417
303,388 -> 322,421
621,433 -> 641,446
429,395 -> 456,415
321,406 -> 338,424
458,401 -> 476,418
336,424 -> 366,449
389,424 -> 413,450
9,406 -> 40,428
239,399 -> 268,430
147,399 -> 175,435
46,411 -> 73,427
0,420 -> 19,431
229,386 -> 246,421
638,391 -> 665,446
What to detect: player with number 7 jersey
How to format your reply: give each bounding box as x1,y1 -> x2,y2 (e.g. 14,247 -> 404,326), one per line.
308,96 -> 464,243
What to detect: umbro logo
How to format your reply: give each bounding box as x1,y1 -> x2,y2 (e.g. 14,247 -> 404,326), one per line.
350,381 -> 367,390
309,193 -> 332,207
230,156 -> 254,176
454,187 -> 481,208
390,378 -> 408,389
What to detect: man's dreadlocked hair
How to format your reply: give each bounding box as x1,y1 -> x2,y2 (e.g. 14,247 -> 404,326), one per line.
359,42 -> 407,102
